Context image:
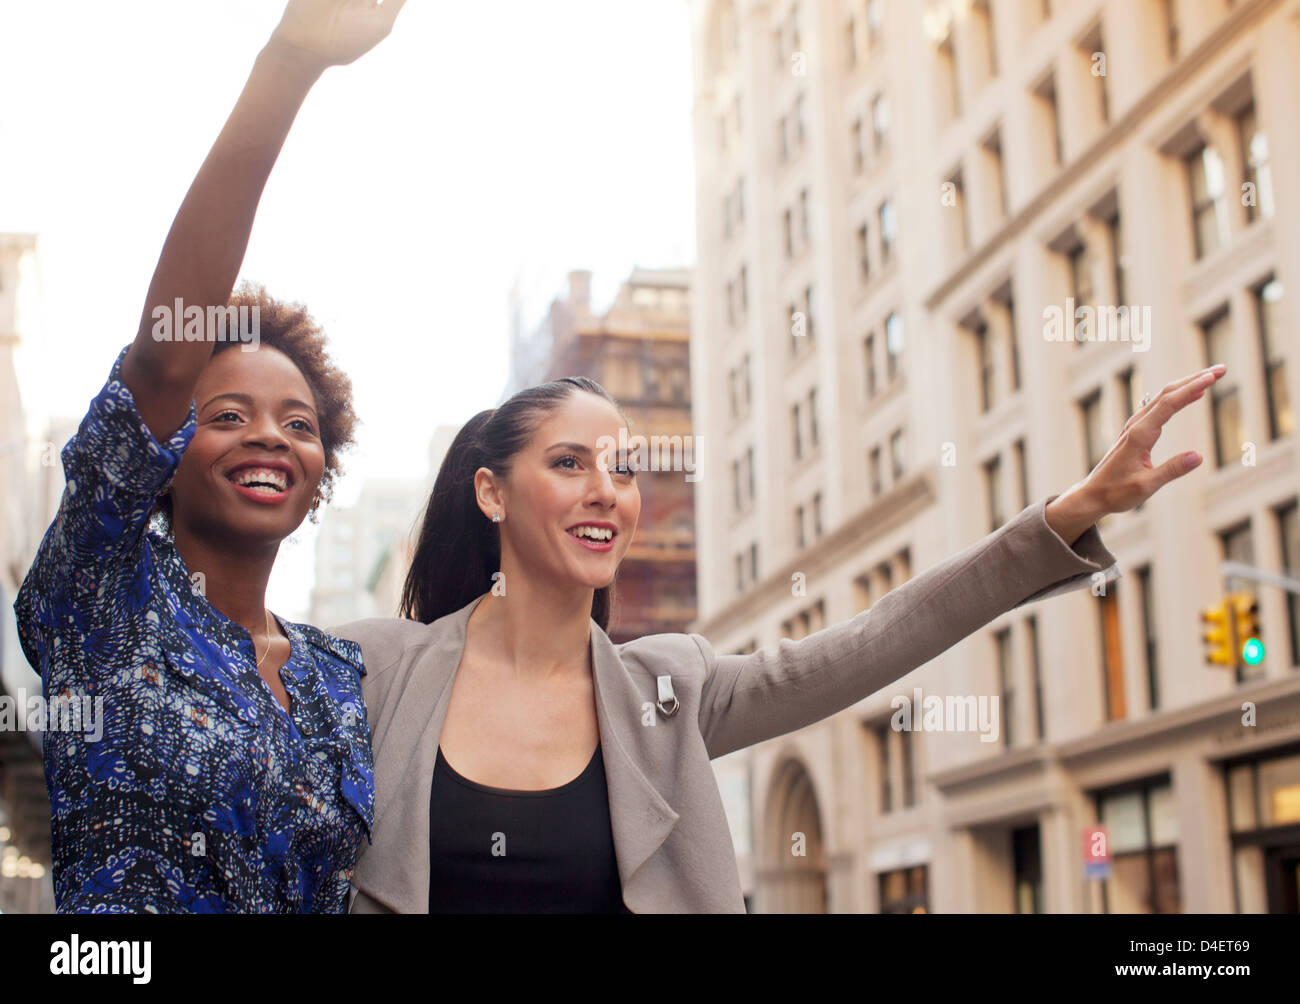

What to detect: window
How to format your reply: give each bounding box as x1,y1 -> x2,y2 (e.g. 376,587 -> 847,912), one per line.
972,0 -> 997,81
1027,615 -> 1045,741
791,402 -> 802,459
983,128 -> 1007,220
1187,145 -> 1227,259
1202,310 -> 1241,467
869,445 -> 883,497
985,455 -> 1003,532
749,541 -> 758,583
885,311 -> 904,378
851,116 -> 865,174
1034,73 -> 1062,167
1236,102 -> 1274,222
1137,565 -> 1160,710
746,445 -> 754,500
1107,210 -> 1128,306
1014,437 -> 1029,509
890,428 -> 905,481
976,321 -> 994,412
1006,292 -> 1021,390
799,187 -> 810,245
866,0 -> 882,51
783,207 -> 794,258
1080,389 -> 1105,471
1255,279 -> 1292,440
857,222 -> 871,281
1099,583 -> 1126,721
864,333 -> 877,398
811,491 -> 822,540
1068,241 -> 1094,343
879,865 -> 928,914
738,264 -> 748,317
732,459 -> 742,511
875,722 -> 892,813
900,730 -> 916,808
808,386 -> 818,448
1096,780 -> 1181,913
996,626 -> 1015,748
946,168 -> 968,253
804,285 -> 816,341
871,93 -> 890,153
1277,501 -> 1300,669
1160,0 -> 1179,62
1013,826 -> 1043,914
844,16 -> 858,70
794,504 -> 805,549
879,200 -> 897,266
936,35 -> 960,123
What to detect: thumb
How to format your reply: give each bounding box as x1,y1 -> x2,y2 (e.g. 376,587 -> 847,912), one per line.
1149,450 -> 1203,492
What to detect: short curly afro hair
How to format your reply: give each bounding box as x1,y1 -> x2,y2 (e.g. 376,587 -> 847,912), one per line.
154,280 -> 359,528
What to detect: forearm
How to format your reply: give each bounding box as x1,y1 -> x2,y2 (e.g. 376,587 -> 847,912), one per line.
123,41 -> 324,437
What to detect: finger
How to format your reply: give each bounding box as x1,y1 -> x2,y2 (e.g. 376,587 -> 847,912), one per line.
380,0 -> 406,22
1145,449 -> 1204,493
1124,364 -> 1225,432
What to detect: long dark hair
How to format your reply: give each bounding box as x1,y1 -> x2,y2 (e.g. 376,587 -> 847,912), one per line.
400,377 -> 627,630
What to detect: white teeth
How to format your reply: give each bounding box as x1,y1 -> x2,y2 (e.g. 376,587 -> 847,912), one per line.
569,525 -> 613,541
231,468 -> 288,491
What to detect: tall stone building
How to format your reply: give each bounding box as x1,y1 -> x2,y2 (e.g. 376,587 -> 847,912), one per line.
687,0 -> 1299,912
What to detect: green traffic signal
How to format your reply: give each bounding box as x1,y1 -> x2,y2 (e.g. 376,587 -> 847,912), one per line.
1242,637 -> 1265,666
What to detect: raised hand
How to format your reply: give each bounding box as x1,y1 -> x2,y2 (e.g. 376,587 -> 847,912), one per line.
1045,364 -> 1227,543
268,0 -> 408,70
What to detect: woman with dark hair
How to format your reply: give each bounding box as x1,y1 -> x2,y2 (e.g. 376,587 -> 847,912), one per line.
333,359 -> 1225,913
13,0 -> 407,912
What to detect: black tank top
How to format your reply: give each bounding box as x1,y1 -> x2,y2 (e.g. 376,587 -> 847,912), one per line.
429,744 -> 631,913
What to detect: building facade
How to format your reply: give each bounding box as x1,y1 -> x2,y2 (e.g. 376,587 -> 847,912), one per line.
687,0 -> 1299,912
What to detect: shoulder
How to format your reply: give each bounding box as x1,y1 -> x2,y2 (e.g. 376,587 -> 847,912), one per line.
288,620 -> 366,676
607,629 -> 712,682
326,616 -> 438,679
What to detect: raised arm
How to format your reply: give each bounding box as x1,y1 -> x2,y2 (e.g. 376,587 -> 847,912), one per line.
120,0 -> 407,440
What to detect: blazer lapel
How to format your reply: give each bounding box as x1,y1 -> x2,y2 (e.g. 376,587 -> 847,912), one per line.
589,624 -> 680,909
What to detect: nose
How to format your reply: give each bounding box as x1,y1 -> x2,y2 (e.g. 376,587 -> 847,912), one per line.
585,465 -> 618,510
242,410 -> 291,451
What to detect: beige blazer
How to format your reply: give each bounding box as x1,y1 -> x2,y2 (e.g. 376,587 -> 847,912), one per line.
329,494 -> 1118,913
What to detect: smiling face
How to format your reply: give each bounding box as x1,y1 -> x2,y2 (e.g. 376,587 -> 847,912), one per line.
166,346 -> 326,547
482,391 -> 641,591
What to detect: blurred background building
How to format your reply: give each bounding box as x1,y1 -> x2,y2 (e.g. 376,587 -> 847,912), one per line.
687,0 -> 1299,912
0,232 -> 56,913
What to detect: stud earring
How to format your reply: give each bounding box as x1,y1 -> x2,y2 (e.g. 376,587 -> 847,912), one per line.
492,512 -> 502,523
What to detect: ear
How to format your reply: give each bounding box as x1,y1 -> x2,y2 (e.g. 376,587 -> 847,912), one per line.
473,466 -> 504,518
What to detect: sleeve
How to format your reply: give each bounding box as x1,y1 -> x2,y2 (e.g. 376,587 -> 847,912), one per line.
12,344 -> 196,668
691,493 -> 1120,760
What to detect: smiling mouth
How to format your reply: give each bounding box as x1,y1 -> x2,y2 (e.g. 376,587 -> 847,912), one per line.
566,524 -> 616,543
226,467 -> 294,497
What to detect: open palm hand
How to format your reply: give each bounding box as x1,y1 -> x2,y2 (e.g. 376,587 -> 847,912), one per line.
270,0 -> 407,69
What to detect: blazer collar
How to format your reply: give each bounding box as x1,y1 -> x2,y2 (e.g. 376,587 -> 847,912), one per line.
363,592 -> 679,913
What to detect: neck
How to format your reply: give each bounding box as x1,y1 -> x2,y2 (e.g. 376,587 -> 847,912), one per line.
172,523 -> 279,638
469,557 -> 595,682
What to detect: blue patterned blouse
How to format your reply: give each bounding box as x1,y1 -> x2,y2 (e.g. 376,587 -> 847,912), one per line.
13,346 -> 374,913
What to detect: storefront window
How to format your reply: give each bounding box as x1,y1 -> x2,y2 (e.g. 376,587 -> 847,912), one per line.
1096,779 -> 1181,913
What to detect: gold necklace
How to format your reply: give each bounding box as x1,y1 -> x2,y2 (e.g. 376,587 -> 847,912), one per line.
255,608 -> 274,669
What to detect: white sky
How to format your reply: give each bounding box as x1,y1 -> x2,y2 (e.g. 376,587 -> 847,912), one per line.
1,0 -> 698,618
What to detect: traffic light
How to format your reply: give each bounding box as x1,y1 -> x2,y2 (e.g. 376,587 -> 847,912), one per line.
1201,598 -> 1237,668
1229,592 -> 1264,667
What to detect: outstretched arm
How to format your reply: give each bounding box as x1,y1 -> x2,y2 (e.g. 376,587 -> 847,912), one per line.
120,0 -> 407,440
694,364 -> 1227,759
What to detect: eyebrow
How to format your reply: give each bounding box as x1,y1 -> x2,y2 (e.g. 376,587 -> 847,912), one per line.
200,392 -> 318,416
546,442 -> 594,456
